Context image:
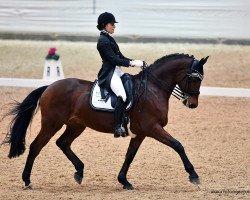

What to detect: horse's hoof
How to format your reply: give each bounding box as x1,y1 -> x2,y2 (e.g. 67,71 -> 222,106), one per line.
74,172 -> 83,184
123,184 -> 134,190
189,176 -> 200,185
121,132 -> 127,137
23,182 -> 32,190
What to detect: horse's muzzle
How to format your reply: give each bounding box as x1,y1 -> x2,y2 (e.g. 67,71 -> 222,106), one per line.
182,96 -> 198,109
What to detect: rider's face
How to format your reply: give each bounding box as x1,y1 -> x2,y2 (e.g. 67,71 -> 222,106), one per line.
105,23 -> 116,34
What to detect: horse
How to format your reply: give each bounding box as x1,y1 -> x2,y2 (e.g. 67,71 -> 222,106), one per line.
3,53 -> 208,190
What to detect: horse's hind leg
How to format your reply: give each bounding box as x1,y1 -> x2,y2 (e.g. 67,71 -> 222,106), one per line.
22,122 -> 62,188
56,123 -> 86,184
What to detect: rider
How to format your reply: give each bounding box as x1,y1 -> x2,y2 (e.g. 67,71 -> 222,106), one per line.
96,12 -> 144,138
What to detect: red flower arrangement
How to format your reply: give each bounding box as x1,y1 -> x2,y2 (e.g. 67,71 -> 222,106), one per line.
46,47 -> 59,60
48,48 -> 57,55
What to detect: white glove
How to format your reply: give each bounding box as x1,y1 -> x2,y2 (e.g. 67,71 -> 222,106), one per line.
130,60 -> 144,67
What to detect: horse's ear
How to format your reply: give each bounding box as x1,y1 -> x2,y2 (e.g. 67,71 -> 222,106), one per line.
199,56 -> 209,66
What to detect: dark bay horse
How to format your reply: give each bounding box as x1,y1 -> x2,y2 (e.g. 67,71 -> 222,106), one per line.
3,53 -> 208,190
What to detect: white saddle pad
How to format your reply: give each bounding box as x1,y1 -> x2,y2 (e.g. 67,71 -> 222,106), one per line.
90,81 -> 132,112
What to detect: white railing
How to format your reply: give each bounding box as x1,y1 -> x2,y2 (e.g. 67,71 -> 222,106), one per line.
0,78 -> 249,97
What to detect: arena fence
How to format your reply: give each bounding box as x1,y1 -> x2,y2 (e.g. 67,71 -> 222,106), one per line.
0,78 -> 249,98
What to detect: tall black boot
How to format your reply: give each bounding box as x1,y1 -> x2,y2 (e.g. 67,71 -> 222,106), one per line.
114,96 -> 126,138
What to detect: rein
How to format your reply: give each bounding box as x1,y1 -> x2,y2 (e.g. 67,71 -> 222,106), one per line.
134,63 -> 182,112
146,67 -> 188,100
134,64 -> 148,112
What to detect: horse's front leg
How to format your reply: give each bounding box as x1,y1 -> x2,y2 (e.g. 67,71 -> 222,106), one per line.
118,135 -> 145,190
151,124 -> 200,184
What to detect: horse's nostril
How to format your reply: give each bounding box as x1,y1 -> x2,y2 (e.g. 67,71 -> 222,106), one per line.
182,99 -> 188,106
189,104 -> 197,109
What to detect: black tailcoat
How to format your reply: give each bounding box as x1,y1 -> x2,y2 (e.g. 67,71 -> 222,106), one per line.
97,31 -> 131,88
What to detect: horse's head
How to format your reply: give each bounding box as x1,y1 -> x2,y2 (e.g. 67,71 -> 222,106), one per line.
143,54 -> 209,109
177,56 -> 209,109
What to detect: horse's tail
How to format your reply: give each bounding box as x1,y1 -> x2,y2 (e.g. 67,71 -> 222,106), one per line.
4,86 -> 48,158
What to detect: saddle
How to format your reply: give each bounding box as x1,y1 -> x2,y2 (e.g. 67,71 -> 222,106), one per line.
90,73 -> 134,112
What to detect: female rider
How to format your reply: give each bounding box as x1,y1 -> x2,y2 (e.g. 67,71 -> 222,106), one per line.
96,12 -> 144,138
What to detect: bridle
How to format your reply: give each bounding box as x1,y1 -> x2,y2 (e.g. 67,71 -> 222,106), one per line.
140,59 -> 203,101
174,59 -> 203,99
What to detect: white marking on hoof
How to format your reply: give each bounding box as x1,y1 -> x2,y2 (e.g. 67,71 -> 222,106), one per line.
128,122 -> 136,138
23,183 -> 32,190
121,126 -> 126,133
128,130 -> 136,138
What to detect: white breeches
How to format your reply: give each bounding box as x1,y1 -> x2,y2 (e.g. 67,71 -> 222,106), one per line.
110,66 -> 127,102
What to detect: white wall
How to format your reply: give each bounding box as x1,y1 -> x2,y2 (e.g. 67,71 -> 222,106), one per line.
0,0 -> 249,40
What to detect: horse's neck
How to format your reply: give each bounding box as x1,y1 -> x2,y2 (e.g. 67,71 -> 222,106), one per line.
150,61 -> 178,88
152,59 -> 190,85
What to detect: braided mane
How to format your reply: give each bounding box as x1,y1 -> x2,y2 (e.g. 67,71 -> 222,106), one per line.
152,53 -> 194,65
137,53 -> 195,77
